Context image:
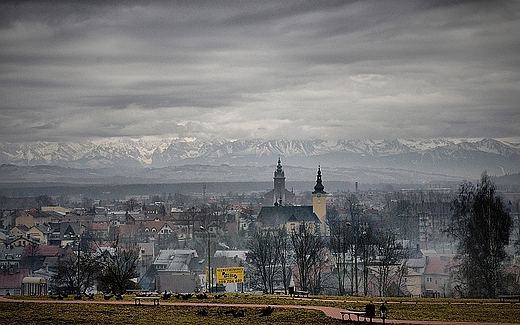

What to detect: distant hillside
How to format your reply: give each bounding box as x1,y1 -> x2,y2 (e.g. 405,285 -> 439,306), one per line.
493,173 -> 520,186
0,163 -> 462,186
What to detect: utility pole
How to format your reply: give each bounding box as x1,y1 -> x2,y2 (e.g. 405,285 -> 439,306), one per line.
200,226 -> 211,293
69,232 -> 81,299
77,234 -> 81,297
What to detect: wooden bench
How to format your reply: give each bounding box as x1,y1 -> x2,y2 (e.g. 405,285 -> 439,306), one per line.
134,296 -> 160,305
127,290 -> 150,295
293,290 -> 309,298
340,310 -> 366,322
498,294 -> 520,302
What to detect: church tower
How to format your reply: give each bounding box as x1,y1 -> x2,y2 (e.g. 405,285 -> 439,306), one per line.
273,157 -> 286,205
312,166 -> 327,234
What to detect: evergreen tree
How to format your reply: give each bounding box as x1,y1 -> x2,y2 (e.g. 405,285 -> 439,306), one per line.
449,173 -> 512,298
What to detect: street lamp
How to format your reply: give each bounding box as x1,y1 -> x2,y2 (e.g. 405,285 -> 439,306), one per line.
346,222 -> 358,296
200,226 -> 211,293
379,303 -> 388,325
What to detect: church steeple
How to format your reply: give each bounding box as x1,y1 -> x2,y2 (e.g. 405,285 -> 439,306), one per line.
274,157 -> 285,178
312,165 -> 327,235
312,165 -> 326,194
273,157 -> 286,205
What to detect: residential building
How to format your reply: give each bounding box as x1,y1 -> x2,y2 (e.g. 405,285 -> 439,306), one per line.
26,224 -> 53,245
15,208 -> 53,228
0,269 -> 29,295
0,245 -> 25,269
153,249 -> 200,293
423,254 -> 455,298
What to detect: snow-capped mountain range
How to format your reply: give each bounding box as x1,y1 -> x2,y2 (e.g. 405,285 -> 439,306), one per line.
0,138 -> 519,184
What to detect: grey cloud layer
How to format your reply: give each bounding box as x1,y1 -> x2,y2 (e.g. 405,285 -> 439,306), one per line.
1,0 -> 519,142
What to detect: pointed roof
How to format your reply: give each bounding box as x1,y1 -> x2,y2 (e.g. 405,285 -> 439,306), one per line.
60,222 -> 83,238
312,165 -> 326,194
12,225 -> 30,233
274,157 -> 285,179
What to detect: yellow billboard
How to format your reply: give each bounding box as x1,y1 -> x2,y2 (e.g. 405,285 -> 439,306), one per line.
216,267 -> 244,284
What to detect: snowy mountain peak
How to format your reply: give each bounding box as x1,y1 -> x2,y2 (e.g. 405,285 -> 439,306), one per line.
0,138 -> 518,180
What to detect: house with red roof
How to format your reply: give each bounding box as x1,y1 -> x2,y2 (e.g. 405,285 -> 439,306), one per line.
21,245 -> 69,273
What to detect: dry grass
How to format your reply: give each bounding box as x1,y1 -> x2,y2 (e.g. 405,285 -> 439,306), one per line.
2,293 -> 520,324
0,301 -> 342,325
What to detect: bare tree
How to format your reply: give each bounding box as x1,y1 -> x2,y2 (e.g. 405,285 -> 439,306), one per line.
291,223 -> 326,294
274,227 -> 291,294
393,259 -> 411,297
356,226 -> 375,296
125,198 -> 138,212
328,216 -> 354,295
246,230 -> 279,293
51,250 -> 101,295
372,231 -> 405,297
97,239 -> 140,296
51,253 -> 77,294
179,206 -> 200,239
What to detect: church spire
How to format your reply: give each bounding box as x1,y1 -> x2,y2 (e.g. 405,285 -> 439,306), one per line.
274,157 -> 284,178
272,157 -> 286,206
312,165 -> 326,194
312,165 -> 327,236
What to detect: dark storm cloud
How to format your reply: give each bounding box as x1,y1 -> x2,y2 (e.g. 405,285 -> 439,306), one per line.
0,0 -> 518,143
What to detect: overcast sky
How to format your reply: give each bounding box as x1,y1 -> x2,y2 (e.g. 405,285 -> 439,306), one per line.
1,0 -> 519,143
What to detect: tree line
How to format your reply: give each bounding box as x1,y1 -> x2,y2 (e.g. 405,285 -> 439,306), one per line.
51,236 -> 139,297
247,221 -> 407,297
247,173 -> 517,298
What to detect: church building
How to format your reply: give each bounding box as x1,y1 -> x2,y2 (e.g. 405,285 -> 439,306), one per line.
257,163 -> 328,236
